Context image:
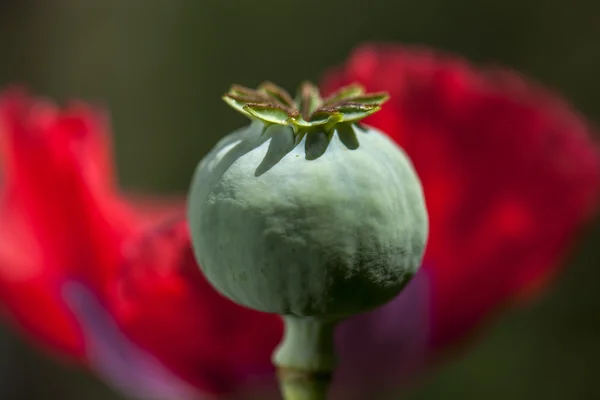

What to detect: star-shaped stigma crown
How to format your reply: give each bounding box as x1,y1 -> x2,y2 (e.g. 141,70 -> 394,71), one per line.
223,81 -> 389,135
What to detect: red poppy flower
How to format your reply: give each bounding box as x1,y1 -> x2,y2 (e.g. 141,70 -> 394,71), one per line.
0,42 -> 598,400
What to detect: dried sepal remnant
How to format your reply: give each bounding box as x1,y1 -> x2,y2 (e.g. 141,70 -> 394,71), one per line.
222,81 -> 389,131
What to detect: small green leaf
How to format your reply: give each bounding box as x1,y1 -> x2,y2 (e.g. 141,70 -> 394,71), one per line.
297,82 -> 323,121
223,96 -> 255,118
229,84 -> 254,95
292,118 -> 314,128
228,85 -> 268,102
344,92 -> 389,105
322,84 -> 365,105
336,124 -> 359,150
336,103 -> 381,123
258,81 -> 295,108
309,109 -> 343,125
225,84 -> 275,109
244,104 -> 293,125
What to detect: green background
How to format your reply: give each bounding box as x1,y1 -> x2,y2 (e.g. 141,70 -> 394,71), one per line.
0,1 -> 599,399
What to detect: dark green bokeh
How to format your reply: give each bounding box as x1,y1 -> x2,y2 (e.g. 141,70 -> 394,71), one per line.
0,1 -> 598,399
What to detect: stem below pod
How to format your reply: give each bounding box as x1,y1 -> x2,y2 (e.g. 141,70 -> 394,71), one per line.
273,316 -> 338,400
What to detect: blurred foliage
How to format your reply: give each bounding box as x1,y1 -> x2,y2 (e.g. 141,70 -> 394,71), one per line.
0,0 -> 599,399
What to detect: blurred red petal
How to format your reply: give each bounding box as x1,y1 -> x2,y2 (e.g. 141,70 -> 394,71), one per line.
0,87 -> 280,396
123,193 -> 186,226
111,216 -> 282,395
321,44 -> 600,350
0,89 -> 159,360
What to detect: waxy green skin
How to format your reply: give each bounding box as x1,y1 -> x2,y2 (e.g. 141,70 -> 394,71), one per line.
187,121 -> 429,319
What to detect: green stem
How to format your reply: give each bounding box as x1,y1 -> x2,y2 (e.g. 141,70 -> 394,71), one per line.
272,316 -> 338,400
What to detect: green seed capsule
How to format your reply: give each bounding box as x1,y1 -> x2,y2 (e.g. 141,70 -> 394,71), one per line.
187,82 -> 428,399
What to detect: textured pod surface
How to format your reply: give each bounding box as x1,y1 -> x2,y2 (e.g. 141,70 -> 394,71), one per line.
188,121 -> 428,318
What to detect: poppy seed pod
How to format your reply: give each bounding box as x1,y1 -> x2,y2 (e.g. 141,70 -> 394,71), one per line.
187,82 -> 428,399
